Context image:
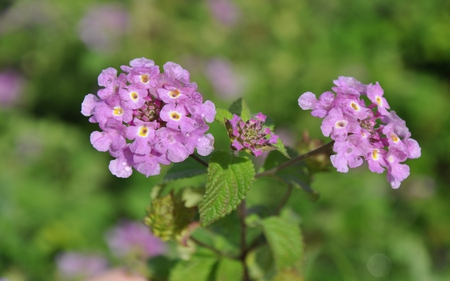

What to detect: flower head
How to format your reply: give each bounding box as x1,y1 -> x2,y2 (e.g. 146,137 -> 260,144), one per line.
56,252 -> 108,280
106,221 -> 166,259
298,76 -> 421,188
0,70 -> 25,109
82,58 -> 216,177
225,112 -> 279,157
207,0 -> 240,26
78,4 -> 129,53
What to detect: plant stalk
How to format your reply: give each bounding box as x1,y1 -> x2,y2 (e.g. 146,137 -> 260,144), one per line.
255,140 -> 334,179
238,200 -> 250,281
189,153 -> 209,167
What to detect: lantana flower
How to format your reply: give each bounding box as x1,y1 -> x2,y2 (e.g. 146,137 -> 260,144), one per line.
82,58 -> 216,177
225,112 -> 279,157
106,221 -> 166,260
298,76 -> 421,188
56,252 -> 108,280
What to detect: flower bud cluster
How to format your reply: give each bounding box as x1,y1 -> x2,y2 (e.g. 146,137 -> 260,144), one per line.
298,76 -> 421,188
225,113 -> 279,157
82,58 -> 216,177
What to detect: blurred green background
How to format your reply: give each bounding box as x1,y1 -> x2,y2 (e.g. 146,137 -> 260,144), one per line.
1,0 -> 449,280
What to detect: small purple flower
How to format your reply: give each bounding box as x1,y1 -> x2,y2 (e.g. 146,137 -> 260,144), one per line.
56,252 -> 108,280
298,91 -> 335,118
119,86 -> 148,109
367,82 -> 390,115
225,113 -> 279,157
160,103 -> 196,132
154,127 -> 191,163
299,76 -> 421,188
320,107 -> 359,141
0,70 -> 25,109
332,76 -> 367,94
90,121 -> 126,152
81,59 -> 216,178
330,138 -> 363,173
205,58 -> 245,100
109,147 -> 135,178
386,150 -> 410,189
78,4 -> 129,53
207,0 -> 240,26
366,148 -> 387,174
106,221 -> 166,259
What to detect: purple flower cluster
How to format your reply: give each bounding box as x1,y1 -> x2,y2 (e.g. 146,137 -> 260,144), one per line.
225,113 -> 279,157
0,70 -> 25,109
82,58 -> 216,178
298,77 -> 421,188
56,252 -> 108,280
106,221 -> 166,259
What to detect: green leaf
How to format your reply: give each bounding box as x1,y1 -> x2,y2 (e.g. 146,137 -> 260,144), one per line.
191,227 -> 240,257
240,99 -> 251,122
169,256 -> 217,281
228,98 -> 251,121
163,156 -> 208,183
215,258 -> 244,281
199,150 -> 255,227
148,256 -> 178,281
228,98 -> 244,115
261,216 -> 304,274
262,149 -> 320,202
246,245 -> 276,280
215,108 -> 234,126
145,193 -> 196,241
272,269 -> 305,281
272,137 -> 290,159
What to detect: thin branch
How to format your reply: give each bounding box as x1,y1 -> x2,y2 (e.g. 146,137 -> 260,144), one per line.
190,236 -> 236,259
273,185 -> 294,215
189,153 -> 209,167
238,201 -> 250,281
245,184 -> 294,255
255,140 -> 334,179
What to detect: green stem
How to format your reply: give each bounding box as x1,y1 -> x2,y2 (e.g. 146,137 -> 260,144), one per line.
244,184 -> 293,255
190,236 -> 236,259
273,185 -> 294,215
255,140 -> 334,179
238,200 -> 250,281
189,153 -> 209,167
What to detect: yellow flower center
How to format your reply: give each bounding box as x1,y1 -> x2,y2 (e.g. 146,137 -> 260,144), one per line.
350,101 -> 360,111
390,133 -> 400,143
169,89 -> 181,99
130,91 -> 139,101
376,96 -> 383,106
169,111 -> 181,121
140,74 -> 149,84
138,126 -> 149,137
335,120 -> 348,129
113,107 -> 124,116
372,149 -> 380,160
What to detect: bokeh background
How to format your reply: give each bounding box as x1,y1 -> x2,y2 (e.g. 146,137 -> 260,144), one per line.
1,0 -> 449,280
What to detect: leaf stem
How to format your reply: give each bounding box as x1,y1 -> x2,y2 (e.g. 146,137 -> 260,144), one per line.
190,236 -> 236,259
244,184 -> 293,255
273,185 -> 294,215
189,153 -> 209,167
255,140 -> 334,179
238,200 -> 250,281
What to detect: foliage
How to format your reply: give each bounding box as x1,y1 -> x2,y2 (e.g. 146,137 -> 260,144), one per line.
1,0 -> 450,281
